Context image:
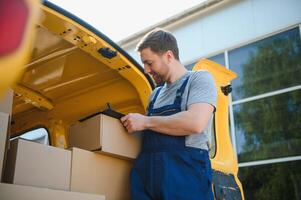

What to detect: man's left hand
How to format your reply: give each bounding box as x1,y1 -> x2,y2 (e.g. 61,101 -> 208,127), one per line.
120,113 -> 148,133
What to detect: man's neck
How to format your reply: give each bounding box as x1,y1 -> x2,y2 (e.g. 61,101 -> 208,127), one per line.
165,62 -> 188,84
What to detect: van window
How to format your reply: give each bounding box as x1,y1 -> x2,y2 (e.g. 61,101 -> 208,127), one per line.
12,128 -> 49,145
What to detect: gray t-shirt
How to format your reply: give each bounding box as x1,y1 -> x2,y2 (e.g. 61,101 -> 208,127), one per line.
148,70 -> 217,150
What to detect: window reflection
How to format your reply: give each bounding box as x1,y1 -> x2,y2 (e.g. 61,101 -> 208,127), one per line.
234,90 -> 301,162
185,62 -> 195,70
239,160 -> 301,200
229,27 -> 301,101
209,53 -> 225,66
185,53 -> 225,70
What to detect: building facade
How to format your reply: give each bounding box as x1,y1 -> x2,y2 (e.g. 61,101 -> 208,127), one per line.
121,0 -> 301,199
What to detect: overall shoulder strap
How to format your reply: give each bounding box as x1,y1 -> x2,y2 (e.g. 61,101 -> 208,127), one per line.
148,86 -> 163,111
175,75 -> 190,101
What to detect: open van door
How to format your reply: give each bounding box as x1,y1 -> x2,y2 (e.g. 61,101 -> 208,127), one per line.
192,59 -> 245,199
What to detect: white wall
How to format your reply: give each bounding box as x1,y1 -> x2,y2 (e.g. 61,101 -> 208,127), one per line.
124,0 -> 301,65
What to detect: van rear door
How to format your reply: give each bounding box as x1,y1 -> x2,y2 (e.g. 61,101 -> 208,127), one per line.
192,59 -> 244,199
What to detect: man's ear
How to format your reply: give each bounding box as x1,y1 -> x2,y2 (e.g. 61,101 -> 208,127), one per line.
166,50 -> 174,62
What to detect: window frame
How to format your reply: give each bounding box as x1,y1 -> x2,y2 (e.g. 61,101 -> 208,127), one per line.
11,126 -> 51,145
184,23 -> 301,167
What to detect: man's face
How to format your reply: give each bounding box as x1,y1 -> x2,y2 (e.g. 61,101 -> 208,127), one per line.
140,48 -> 167,85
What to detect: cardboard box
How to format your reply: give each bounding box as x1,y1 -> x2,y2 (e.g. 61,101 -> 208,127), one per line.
0,89 -> 13,114
0,183 -> 105,200
71,147 -> 132,200
69,114 -> 141,159
3,139 -> 71,190
0,112 -> 9,181
0,89 -> 13,181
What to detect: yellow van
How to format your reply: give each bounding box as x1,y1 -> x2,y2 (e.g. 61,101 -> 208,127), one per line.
0,1 -> 244,199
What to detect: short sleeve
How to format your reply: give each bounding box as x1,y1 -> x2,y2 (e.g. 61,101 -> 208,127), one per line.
187,71 -> 217,110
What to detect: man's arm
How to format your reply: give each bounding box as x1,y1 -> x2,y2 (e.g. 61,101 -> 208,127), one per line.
121,102 -> 214,136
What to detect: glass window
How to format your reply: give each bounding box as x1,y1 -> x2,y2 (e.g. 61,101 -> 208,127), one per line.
238,160 -> 301,200
234,89 -> 301,162
185,62 -> 195,71
185,53 -> 225,70
208,53 -> 225,66
229,27 -> 301,101
12,128 -> 49,145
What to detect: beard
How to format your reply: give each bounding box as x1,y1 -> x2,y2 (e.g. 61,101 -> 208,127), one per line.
152,73 -> 164,87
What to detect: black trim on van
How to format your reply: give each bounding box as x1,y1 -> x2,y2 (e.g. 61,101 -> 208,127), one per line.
43,1 -> 155,89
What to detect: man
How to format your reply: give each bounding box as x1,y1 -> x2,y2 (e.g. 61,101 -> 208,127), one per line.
121,28 -> 217,200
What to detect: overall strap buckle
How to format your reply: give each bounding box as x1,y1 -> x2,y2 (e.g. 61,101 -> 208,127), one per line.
148,86 -> 163,112
175,75 -> 190,102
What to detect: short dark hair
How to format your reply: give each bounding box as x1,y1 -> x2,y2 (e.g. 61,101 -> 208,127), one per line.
136,28 -> 180,60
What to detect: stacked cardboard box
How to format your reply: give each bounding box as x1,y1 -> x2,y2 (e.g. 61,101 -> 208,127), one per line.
3,139 -> 71,190
1,138 -> 108,199
69,114 -> 141,159
2,140 -> 133,200
1,112 -> 139,200
69,114 -> 139,200
0,113 -> 9,181
71,147 -> 132,200
0,90 -> 106,199
0,89 -> 13,179
0,183 -> 105,200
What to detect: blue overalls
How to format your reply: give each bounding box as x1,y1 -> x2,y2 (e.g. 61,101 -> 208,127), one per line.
130,76 -> 214,200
